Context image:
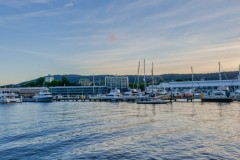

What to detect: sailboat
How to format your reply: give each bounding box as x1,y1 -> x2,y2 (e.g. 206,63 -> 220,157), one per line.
123,61 -> 142,97
144,61 -> 157,95
232,65 -> 240,101
137,61 -> 167,104
201,62 -> 233,102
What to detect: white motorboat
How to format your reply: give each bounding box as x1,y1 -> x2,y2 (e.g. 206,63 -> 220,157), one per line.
201,90 -> 232,102
33,90 -> 53,102
107,88 -> 122,98
23,90 -> 53,102
0,90 -> 22,103
123,88 -> 140,97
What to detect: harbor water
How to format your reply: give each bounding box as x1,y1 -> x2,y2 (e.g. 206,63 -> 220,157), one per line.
0,102 -> 239,159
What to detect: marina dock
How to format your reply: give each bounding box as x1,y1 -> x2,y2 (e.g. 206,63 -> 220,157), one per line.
51,95 -> 202,103
53,95 -> 87,101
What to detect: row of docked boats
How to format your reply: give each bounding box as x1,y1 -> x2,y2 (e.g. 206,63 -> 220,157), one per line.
96,61 -> 240,103
95,87 -> 168,104
96,86 -> 240,103
0,89 -> 53,104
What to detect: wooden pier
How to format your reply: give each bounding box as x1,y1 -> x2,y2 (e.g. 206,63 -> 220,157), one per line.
52,95 -> 201,103
88,96 -> 149,102
53,95 -> 87,102
201,97 -> 233,102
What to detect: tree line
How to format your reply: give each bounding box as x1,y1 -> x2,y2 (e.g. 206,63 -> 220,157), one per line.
21,76 -> 74,87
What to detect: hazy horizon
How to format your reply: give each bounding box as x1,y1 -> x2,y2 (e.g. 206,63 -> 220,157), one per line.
1,0 -> 240,85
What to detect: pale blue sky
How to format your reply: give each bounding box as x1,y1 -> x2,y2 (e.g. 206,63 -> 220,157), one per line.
1,0 -> 240,85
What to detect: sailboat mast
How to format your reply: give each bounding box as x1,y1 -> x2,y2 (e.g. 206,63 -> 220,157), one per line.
238,65 -> 240,89
144,59 -> 146,92
219,62 -> 222,90
191,66 -> 194,91
152,62 -> 154,94
93,73 -> 95,94
137,61 -> 140,89
238,65 -> 240,80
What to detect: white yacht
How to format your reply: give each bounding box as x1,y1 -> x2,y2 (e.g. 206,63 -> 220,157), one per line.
107,88 -> 122,98
32,90 -> 53,102
123,89 -> 140,97
0,90 -> 22,103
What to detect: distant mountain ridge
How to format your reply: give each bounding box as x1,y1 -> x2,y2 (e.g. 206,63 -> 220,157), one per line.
3,70 -> 239,88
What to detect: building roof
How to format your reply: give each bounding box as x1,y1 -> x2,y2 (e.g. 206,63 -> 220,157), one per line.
49,86 -> 107,89
158,79 -> 240,88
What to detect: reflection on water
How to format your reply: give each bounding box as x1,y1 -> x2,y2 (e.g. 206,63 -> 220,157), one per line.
0,102 -> 239,159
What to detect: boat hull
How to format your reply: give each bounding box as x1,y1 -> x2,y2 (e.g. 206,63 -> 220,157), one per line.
137,98 -> 168,104
0,98 -> 22,103
201,98 -> 233,102
23,97 -> 53,102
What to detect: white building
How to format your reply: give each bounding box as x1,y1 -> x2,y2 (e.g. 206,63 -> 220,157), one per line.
45,75 -> 54,83
158,79 -> 240,91
105,76 -> 129,91
79,78 -> 91,86
0,87 -> 48,96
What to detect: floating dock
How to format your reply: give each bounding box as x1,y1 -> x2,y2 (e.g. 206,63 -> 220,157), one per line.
51,95 -> 201,103
50,94 -> 239,103
22,98 -> 53,102
137,100 -> 168,104
89,96 -> 148,102
53,95 -> 86,101
201,97 -> 233,102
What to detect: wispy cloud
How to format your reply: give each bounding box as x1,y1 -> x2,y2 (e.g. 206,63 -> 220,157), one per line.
0,0 -> 51,8
54,34 -> 240,75
0,45 -> 47,56
0,4 -> 73,26
64,2 -> 74,8
1,0 -> 240,85
119,0 -> 163,11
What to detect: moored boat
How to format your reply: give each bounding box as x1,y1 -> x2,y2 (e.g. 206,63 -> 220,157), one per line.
201,89 -> 232,102
23,90 -> 53,102
0,90 -> 22,104
106,88 -> 122,98
137,97 -> 168,104
201,62 -> 233,103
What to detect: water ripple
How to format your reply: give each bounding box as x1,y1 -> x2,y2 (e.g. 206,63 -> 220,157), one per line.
0,102 -> 239,159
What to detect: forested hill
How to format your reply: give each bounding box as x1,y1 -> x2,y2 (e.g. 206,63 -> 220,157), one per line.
2,71 -> 239,87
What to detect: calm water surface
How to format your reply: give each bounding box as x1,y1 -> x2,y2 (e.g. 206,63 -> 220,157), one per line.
0,101 -> 239,159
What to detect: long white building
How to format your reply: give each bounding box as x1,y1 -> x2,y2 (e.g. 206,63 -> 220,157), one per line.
158,79 -> 240,91
0,87 -> 48,95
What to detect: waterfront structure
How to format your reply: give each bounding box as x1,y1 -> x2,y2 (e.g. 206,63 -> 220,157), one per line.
49,86 -> 108,95
45,74 -> 54,83
0,87 -> 48,96
158,79 -> 240,91
105,76 -> 129,91
79,78 -> 91,86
